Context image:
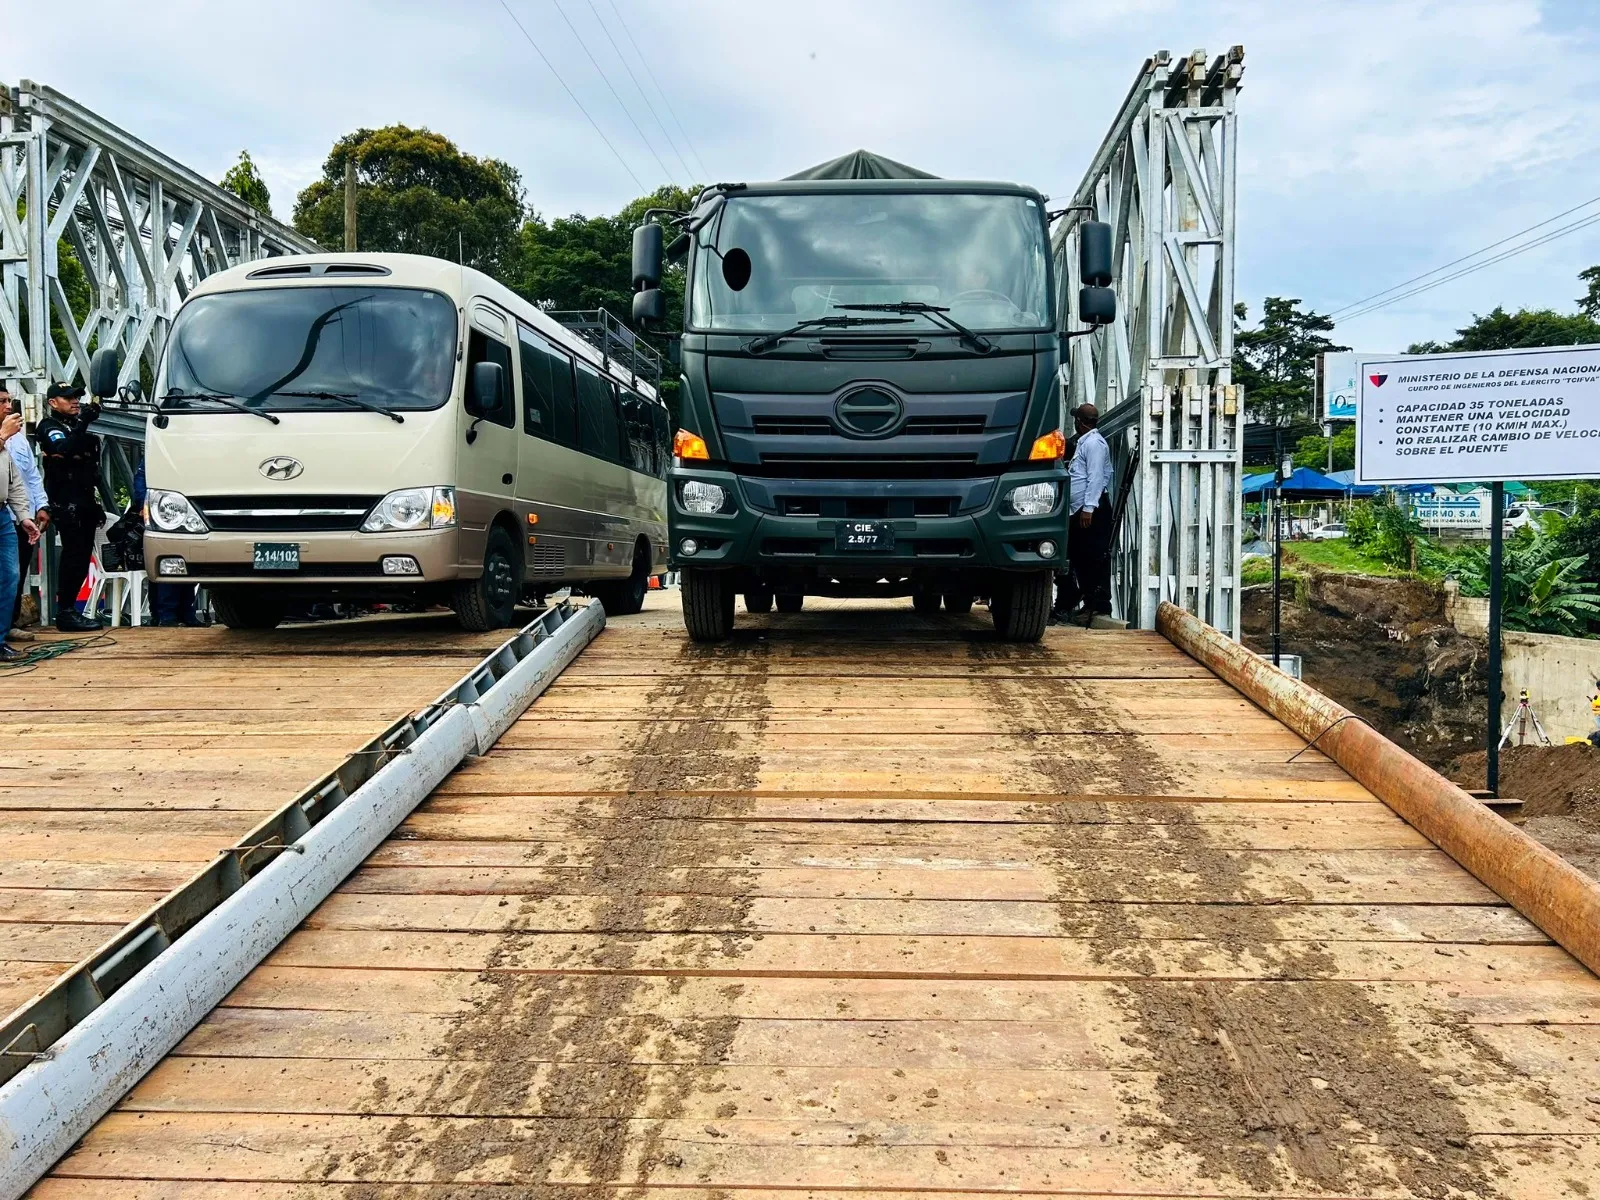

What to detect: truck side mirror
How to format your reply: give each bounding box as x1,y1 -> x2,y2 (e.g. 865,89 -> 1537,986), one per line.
1079,285 -> 1116,327
632,288 -> 666,326
89,346 -> 120,398
471,361 -> 504,415
1079,221 -> 1113,287
632,223 -> 664,288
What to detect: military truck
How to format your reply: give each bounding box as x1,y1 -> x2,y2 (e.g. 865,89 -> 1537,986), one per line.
631,151 -> 1114,642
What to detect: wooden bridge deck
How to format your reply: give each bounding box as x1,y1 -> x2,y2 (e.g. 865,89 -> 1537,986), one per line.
0,615 -> 505,1019
23,595 -> 1600,1197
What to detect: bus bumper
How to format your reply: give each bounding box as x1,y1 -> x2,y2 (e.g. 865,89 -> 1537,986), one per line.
144,526 -> 470,586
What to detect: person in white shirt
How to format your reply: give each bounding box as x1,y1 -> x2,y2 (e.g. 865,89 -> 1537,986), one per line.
1055,403 -> 1113,621
0,386 -> 50,643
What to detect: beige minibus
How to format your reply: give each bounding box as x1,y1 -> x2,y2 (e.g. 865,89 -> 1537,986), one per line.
139,253 -> 668,630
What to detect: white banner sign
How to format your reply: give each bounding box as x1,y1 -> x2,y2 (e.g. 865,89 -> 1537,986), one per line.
1322,351 -> 1360,420
1412,495 -> 1487,528
1356,344 -> 1600,483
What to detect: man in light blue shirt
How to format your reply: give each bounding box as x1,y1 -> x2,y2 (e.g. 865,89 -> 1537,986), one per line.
1055,403 -> 1114,621
1,386 -> 50,641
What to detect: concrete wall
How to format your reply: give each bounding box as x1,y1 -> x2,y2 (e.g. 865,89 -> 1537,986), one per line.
1445,581 -> 1600,742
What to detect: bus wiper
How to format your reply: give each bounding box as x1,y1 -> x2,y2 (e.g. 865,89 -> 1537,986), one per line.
745,315 -> 913,354
271,390 -> 405,424
161,391 -> 281,424
833,302 -> 995,354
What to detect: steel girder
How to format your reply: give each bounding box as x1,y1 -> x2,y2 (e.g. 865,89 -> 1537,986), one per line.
0,79 -> 318,433
1053,48 -> 1245,637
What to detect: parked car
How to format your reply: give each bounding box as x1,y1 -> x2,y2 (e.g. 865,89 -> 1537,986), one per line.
1309,523 -> 1347,541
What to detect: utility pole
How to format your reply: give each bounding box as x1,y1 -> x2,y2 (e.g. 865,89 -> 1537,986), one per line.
343,159 -> 357,252
1487,481 -> 1505,795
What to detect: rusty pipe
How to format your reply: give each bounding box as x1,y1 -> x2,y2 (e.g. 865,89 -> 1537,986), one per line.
1157,600 -> 1600,978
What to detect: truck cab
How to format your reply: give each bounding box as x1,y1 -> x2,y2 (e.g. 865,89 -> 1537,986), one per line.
633,153 -> 1113,642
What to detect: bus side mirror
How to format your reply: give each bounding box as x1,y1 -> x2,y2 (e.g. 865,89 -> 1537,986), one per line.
89,346 -> 120,398
632,223 -> 664,288
1079,221 -> 1112,286
667,336 -> 682,367
471,361 -> 505,415
1079,286 -> 1116,327
633,288 -> 665,326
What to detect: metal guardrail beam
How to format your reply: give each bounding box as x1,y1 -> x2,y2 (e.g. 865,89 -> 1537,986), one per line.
1053,47 -> 1246,637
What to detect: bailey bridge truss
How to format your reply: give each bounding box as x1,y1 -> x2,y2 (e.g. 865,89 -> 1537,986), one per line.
1054,47 -> 1245,637
0,79 -> 317,445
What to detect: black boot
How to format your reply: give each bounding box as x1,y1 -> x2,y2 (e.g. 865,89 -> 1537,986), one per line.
56,610 -> 100,633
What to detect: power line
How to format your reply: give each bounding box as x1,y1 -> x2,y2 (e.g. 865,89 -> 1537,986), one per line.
549,0 -> 679,188
585,0 -> 696,185
495,0 -> 646,192
604,0 -> 711,180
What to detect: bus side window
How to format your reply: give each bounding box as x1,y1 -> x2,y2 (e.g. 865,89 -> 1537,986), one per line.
518,325 -> 577,448
649,403 -> 670,478
620,390 -> 653,475
575,361 -> 622,464
466,329 -> 516,429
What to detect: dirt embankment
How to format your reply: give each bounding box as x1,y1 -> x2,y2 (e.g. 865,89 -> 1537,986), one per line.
1241,572 -> 1486,770
1448,743 -> 1600,881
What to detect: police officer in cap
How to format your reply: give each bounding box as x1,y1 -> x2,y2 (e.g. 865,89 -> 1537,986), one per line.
37,382 -> 105,632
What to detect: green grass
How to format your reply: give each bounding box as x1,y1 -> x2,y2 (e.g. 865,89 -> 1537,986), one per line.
1281,539 -> 1419,578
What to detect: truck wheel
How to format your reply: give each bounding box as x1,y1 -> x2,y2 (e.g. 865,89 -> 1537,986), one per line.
992,571 -> 1051,642
594,543 -> 650,616
912,587 -> 942,615
775,593 -> 804,614
452,526 -> 520,631
744,587 -> 774,613
943,592 -> 975,615
209,587 -> 287,631
683,569 -> 734,642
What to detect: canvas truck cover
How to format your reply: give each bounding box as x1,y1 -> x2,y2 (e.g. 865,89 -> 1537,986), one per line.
783,149 -> 939,180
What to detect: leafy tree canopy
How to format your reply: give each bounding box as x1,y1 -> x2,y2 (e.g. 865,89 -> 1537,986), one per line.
1292,424 -> 1356,472
220,150 -> 272,217
1234,297 -> 1346,427
293,126 -> 525,277
1406,303 -> 1600,354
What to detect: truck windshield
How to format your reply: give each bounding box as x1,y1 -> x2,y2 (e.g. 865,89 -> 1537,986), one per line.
163,286 -> 457,412
690,192 -> 1050,333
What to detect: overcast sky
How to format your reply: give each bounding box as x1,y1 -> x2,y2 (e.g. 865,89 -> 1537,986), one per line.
8,0 -> 1599,350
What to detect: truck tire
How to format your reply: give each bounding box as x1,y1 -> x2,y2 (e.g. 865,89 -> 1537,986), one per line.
912,587 -> 942,615
943,592 -> 975,615
991,570 -> 1051,642
683,568 -> 734,642
593,543 -> 650,616
209,587 -> 287,631
775,593 -> 804,614
452,526 -> 520,631
744,587 -> 774,613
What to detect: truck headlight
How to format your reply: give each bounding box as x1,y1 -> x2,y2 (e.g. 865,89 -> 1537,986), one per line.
680,480 -> 729,515
146,489 -> 208,533
362,486 -> 457,532
1004,481 -> 1059,517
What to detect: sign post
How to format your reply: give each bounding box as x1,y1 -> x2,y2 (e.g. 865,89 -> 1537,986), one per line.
1356,343 -> 1600,798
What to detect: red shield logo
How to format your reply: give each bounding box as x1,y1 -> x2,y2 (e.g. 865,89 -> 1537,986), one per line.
1369,373 -> 1388,387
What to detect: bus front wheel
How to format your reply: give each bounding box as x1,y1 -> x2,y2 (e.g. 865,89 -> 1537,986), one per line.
209,586 -> 287,631
453,527 -> 520,631
683,569 -> 734,642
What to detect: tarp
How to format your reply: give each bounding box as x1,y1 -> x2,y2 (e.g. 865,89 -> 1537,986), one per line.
1241,467 -> 1376,499
784,150 -> 939,180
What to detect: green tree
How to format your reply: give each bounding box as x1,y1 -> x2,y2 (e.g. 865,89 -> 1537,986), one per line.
1579,264 -> 1600,320
1234,298 -> 1346,427
1556,482 -> 1600,591
1292,425 -> 1356,472
220,150 -> 273,217
293,126 -> 525,277
1406,304 -> 1600,353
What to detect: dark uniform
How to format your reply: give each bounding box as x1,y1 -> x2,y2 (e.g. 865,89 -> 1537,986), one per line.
36,384 -> 105,631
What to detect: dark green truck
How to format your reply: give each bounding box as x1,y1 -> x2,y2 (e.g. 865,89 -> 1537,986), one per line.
631,151 -> 1113,642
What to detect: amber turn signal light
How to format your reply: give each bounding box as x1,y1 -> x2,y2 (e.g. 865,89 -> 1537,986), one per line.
1029,429 -> 1067,460
674,429 -> 710,461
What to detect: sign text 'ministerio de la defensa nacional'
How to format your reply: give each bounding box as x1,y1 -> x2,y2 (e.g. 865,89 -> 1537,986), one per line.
1356,344 -> 1600,484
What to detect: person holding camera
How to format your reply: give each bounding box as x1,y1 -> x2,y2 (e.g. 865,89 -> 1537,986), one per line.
36,383 -> 105,633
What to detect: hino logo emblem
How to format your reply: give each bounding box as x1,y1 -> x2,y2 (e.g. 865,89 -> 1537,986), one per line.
259,456 -> 304,480
834,387 -> 905,438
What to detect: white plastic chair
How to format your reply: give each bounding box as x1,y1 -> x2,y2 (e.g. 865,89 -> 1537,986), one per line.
86,569 -> 149,627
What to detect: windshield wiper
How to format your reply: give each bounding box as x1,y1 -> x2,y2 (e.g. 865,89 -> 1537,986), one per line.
161,391 -> 280,424
271,390 -> 405,424
833,302 -> 995,354
745,315 -> 913,354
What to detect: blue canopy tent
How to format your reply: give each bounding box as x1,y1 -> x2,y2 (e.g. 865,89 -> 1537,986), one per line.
1241,467 -> 1374,500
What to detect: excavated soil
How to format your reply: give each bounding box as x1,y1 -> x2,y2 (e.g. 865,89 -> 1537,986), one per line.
1450,743 -> 1600,883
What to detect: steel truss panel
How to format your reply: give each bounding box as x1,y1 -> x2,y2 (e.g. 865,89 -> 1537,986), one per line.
0,79 -> 318,431
1053,47 -> 1245,637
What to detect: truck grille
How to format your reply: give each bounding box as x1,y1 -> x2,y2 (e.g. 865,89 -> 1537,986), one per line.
779,496 -> 956,519
192,495 -> 379,533
757,454 -> 978,480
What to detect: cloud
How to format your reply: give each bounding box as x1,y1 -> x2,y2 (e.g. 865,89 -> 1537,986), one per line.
6,0 -> 1598,349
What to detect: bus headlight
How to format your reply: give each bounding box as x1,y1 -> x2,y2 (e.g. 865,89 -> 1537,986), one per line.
1004,482 -> 1059,517
362,486 -> 457,532
146,489 -> 208,533
680,480 -> 729,515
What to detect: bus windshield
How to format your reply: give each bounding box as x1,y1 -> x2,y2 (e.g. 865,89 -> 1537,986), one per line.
689,192 -> 1051,333
163,286 -> 458,412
